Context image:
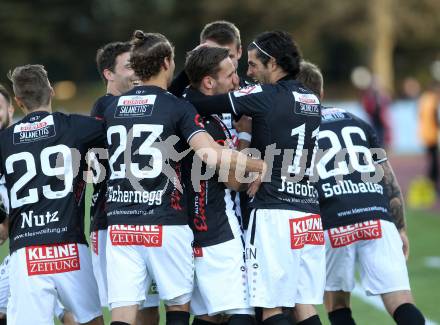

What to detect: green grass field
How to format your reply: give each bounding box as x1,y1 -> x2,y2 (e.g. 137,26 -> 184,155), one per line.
1,183 -> 439,324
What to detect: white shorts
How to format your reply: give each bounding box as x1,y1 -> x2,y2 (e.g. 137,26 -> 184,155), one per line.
0,256 -> 69,320
245,209 -> 326,308
106,224 -> 194,308
190,237 -> 253,316
91,229 -> 160,309
0,256 -> 10,314
325,219 -> 411,295
91,229 -> 108,307
7,243 -> 102,325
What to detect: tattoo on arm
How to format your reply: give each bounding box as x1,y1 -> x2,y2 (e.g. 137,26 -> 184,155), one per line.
381,161 -> 406,230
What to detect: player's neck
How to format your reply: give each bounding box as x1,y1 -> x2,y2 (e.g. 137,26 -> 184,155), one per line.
198,86 -> 214,96
140,75 -> 168,90
27,105 -> 52,115
106,84 -> 121,96
271,70 -> 288,84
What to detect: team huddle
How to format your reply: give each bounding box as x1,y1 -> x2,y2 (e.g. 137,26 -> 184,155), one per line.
0,20 -> 426,325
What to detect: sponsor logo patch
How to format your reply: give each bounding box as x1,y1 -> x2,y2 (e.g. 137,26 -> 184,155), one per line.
109,224 -> 162,247
233,85 -> 263,97
193,246 -> 203,257
328,220 -> 382,248
26,243 -> 80,276
114,95 -> 156,118
148,280 -> 159,294
321,107 -> 351,122
289,214 -> 324,249
292,91 -> 320,116
91,231 -> 98,255
13,115 -> 56,144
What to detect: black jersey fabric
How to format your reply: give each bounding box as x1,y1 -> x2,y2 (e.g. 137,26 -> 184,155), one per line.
317,107 -> 392,230
103,85 -> 206,226
89,94 -> 116,231
0,111 -> 105,252
189,77 -> 321,213
183,88 -> 238,247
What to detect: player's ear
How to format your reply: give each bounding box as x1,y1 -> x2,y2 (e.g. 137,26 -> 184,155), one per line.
163,57 -> 171,71
237,45 -> 242,60
8,103 -> 15,119
14,97 -> 27,114
202,76 -> 214,90
103,69 -> 113,82
268,57 -> 277,72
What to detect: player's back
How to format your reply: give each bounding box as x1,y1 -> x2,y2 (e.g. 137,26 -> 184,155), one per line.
229,80 -> 321,213
317,107 -> 392,229
103,85 -> 204,226
0,111 -> 105,252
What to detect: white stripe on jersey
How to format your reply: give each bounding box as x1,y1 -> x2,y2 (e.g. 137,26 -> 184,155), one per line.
186,129 -> 207,143
224,189 -> 243,240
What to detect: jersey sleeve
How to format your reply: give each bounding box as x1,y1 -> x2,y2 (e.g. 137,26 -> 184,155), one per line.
177,102 -> 206,143
228,84 -> 273,116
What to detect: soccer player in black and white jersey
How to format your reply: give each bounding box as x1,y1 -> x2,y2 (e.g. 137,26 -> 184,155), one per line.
183,46 -> 254,325
189,31 -> 324,325
103,30 -> 265,325
0,83 -> 79,325
0,65 -> 104,324
297,61 -> 425,325
91,41 -> 160,325
199,20 -> 254,234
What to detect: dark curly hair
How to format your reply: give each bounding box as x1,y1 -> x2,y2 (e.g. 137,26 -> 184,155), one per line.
130,30 -> 174,81
248,31 -> 302,78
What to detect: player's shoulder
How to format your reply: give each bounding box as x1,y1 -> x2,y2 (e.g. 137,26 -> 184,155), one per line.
165,89 -> 198,113
321,106 -> 373,131
321,106 -> 351,122
91,94 -> 116,117
230,83 -> 267,99
57,112 -> 101,128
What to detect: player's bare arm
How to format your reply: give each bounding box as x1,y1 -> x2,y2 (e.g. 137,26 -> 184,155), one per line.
381,160 -> 406,231
189,131 -> 266,174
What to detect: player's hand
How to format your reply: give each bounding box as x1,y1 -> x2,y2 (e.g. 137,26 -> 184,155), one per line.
233,115 -> 252,133
247,161 -> 267,197
399,229 -> 410,261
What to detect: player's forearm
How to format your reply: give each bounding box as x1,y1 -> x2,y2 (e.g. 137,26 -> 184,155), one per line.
227,150 -> 265,174
190,93 -> 233,116
381,161 -> 406,230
